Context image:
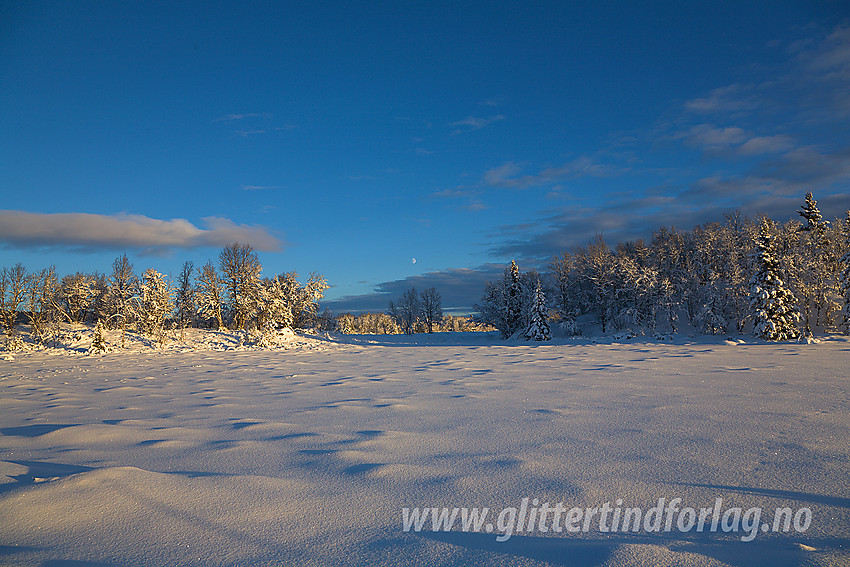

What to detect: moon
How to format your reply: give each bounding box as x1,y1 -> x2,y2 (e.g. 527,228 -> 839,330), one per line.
411,257 -> 417,264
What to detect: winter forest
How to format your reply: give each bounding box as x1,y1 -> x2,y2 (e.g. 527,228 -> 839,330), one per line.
1,192 -> 849,352
0,242 -> 330,352
476,192 -> 850,342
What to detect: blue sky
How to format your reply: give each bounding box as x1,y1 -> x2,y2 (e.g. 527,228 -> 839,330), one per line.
1,1 -> 849,313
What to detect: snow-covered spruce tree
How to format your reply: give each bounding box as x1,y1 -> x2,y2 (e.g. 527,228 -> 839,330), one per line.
749,219 -> 800,341
525,280 -> 551,341
90,319 -> 107,354
517,269 -> 541,333
139,269 -> 174,344
839,210 -> 850,334
474,261 -> 525,338
798,191 -> 827,232
796,191 -> 835,333
507,260 -> 522,335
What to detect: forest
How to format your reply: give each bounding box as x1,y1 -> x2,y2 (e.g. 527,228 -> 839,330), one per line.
476,192 -> 850,341
0,242 -> 329,350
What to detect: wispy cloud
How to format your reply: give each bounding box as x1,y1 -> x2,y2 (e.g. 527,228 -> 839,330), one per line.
684,85 -> 758,114
430,188 -> 472,199
0,211 -> 283,253
677,124 -> 794,156
462,200 -> 487,211
797,26 -> 850,79
215,113 -> 295,136
736,135 -> 794,156
489,143 -> 850,262
450,114 -> 505,135
794,25 -> 850,114
683,25 -> 850,121
241,185 -> 283,191
214,113 -> 272,122
479,98 -> 504,107
681,124 -> 748,149
483,157 -> 619,189
429,187 -> 487,211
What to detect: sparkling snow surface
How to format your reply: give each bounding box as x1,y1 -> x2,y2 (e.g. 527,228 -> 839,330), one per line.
0,331 -> 848,566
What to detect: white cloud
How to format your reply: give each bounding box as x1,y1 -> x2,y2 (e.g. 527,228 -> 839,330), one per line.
800,26 -> 850,79
429,187 -> 487,211
479,98 -> 504,107
737,135 -> 794,156
450,114 -> 505,134
682,124 -> 748,149
483,161 -> 529,187
214,113 -> 272,122
677,125 -> 794,156
684,85 -> 757,114
241,185 -> 283,191
0,211 -> 283,253
462,200 -> 488,211
483,157 -> 619,189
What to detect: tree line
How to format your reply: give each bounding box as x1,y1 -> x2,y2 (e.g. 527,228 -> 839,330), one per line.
335,311 -> 489,335
0,242 -> 328,349
476,192 -> 850,341
335,287 -> 491,335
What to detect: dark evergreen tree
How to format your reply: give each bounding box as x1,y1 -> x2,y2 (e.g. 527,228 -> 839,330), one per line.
474,261 -> 524,339
796,191 -> 834,332
90,319 -> 107,354
798,191 -> 828,232
750,219 -> 800,341
525,280 -> 551,341
839,211 -> 850,334
507,260 -> 522,336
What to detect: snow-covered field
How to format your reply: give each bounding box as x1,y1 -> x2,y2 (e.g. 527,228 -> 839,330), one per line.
0,330 -> 848,566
